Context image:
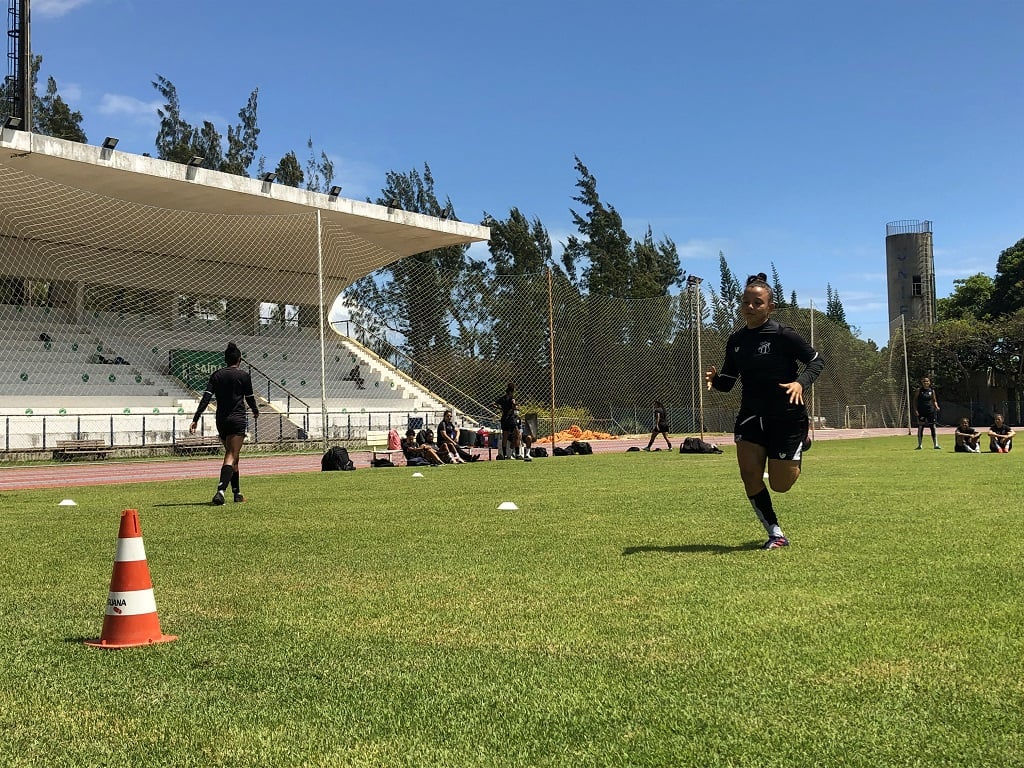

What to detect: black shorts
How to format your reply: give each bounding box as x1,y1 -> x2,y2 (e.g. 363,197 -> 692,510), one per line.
917,414 -> 936,426
217,415 -> 248,439
734,410 -> 808,461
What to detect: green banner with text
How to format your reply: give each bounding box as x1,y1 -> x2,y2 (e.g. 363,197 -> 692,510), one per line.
169,349 -> 221,392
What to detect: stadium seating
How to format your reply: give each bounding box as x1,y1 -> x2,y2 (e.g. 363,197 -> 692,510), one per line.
0,305 -> 451,448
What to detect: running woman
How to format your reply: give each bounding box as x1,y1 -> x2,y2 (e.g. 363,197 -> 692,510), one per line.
913,376 -> 941,450
190,342 -> 260,505
704,273 -> 824,550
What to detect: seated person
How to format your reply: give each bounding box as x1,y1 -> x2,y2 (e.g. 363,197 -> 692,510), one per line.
343,364 -> 366,389
954,417 -> 981,453
435,410 -> 476,463
987,413 -> 1015,453
513,409 -> 533,462
401,428 -> 443,465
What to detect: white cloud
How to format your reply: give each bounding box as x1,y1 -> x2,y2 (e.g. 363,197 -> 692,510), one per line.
58,83 -> 83,102
35,0 -> 95,18
328,156 -> 382,203
97,93 -> 162,125
675,237 -> 732,267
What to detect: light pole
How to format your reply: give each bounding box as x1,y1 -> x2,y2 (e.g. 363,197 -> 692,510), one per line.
687,275 -> 704,439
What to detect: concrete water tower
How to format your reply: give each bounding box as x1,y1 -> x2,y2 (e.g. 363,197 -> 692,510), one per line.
885,220 -> 935,325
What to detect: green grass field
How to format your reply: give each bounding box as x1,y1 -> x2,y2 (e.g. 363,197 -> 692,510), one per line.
1,437 -> 1021,767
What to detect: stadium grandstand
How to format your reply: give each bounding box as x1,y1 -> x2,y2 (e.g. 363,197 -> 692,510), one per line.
0,127 -> 489,457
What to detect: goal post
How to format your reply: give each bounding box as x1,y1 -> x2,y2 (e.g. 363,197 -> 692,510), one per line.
844,405 -> 867,429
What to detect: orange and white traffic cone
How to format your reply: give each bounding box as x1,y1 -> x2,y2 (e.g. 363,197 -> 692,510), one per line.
85,509 -> 177,649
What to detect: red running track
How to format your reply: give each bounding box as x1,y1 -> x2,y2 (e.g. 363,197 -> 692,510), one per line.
0,454 -> 323,492
0,428 -> 915,492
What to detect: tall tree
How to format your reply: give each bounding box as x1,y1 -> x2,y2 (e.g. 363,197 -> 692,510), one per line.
937,273 -> 994,321
916,318 -> 995,404
303,137 -> 335,193
561,156 -> 633,298
630,227 -> 682,297
153,75 -> 194,163
192,121 -> 224,170
987,236 -> 1024,319
708,251 -> 741,336
991,308 -> 1024,422
1,55 -> 86,142
153,75 -> 259,175
274,150 -> 303,187
222,88 -> 259,176
770,263 -> 786,308
483,207 -> 563,396
37,75 -> 87,142
825,283 -> 848,328
344,164 -> 470,365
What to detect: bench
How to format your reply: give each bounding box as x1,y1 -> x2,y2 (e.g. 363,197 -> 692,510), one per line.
53,439 -> 109,461
366,429 -> 404,465
173,435 -> 223,456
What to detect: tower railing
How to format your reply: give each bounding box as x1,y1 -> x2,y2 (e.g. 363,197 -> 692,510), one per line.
886,220 -> 932,236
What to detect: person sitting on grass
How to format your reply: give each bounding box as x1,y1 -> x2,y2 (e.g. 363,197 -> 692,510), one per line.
954,417 -> 981,453
987,413 -> 1015,453
401,428 -> 443,465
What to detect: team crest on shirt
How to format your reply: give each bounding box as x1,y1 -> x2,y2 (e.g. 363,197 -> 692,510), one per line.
779,451 -> 787,458
758,341 -> 771,355
734,346 -> 740,352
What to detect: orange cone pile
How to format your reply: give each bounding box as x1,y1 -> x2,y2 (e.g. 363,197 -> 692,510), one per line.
85,509 -> 177,649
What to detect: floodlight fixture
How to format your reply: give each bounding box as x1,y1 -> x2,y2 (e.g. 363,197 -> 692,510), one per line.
261,172 -> 277,183
187,156 -> 205,167
102,136 -> 119,150
328,185 -> 342,199
3,115 -> 23,130
387,197 -> 401,212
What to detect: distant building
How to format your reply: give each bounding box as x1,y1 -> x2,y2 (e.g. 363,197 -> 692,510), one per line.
885,220 -> 935,325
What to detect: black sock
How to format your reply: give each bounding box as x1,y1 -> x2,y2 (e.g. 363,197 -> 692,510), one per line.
231,470 -> 240,495
217,464 -> 234,492
748,487 -> 782,537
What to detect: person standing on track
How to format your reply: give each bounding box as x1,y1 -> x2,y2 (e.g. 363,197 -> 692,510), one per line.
644,400 -> 672,451
190,342 -> 260,505
704,272 -> 824,550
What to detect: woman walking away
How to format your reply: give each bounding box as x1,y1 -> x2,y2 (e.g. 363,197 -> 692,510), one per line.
644,400 -> 672,451
913,376 -> 941,450
190,342 -> 260,505
705,273 -> 824,550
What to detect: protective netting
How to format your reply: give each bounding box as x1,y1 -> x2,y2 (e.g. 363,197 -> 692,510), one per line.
0,163 -> 911,454
337,259 -> 911,439
0,165 -> 429,452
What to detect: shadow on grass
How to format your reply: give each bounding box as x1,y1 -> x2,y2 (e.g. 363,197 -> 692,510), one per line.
622,541 -> 763,555
152,502 -> 219,507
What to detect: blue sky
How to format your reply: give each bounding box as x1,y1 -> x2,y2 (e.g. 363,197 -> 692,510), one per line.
26,0 -> 1024,342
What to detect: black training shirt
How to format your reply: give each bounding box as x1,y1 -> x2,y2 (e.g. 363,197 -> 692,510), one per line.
193,366 -> 259,423
711,319 -> 823,416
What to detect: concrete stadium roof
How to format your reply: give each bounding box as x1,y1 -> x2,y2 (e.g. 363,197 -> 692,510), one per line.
0,128 -> 489,302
